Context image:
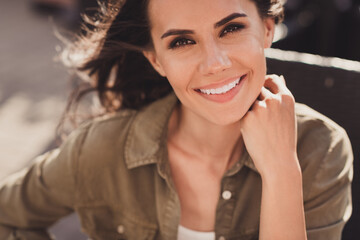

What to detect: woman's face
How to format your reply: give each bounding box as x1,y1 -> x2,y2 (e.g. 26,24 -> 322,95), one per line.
144,0 -> 275,125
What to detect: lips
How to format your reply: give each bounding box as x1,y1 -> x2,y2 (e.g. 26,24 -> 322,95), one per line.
195,74 -> 247,95
194,73 -> 247,103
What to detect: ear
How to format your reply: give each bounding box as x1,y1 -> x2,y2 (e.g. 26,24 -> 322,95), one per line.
143,50 -> 166,77
263,18 -> 275,49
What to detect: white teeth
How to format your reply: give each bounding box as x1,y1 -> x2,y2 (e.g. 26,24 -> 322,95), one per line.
199,77 -> 241,95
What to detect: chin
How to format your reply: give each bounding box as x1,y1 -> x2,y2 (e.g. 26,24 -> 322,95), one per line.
204,111 -> 246,127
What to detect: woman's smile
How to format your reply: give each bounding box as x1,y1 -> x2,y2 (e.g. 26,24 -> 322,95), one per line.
194,74 -> 248,103
144,0 -> 275,125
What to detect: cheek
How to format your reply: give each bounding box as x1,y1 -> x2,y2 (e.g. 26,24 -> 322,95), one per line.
231,35 -> 265,58
159,55 -> 197,89
229,37 -> 267,80
229,37 -> 267,96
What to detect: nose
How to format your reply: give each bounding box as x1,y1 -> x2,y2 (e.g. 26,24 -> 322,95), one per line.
199,40 -> 232,75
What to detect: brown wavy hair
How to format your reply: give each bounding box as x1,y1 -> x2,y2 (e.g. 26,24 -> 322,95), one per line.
58,0 -> 284,133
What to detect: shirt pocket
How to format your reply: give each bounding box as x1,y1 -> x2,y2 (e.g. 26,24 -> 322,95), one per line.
77,206 -> 158,240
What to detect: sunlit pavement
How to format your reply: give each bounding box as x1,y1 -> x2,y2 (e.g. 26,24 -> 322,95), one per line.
0,0 -> 69,178
0,0 -> 86,239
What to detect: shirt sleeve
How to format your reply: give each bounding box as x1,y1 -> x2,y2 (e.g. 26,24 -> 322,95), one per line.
0,124 -> 90,239
302,126 -> 353,240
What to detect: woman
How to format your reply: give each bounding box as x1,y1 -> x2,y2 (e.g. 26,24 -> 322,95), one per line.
0,0 -> 353,239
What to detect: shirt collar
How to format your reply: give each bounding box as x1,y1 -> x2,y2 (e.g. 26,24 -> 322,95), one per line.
124,91 -> 259,175
124,92 -> 178,169
225,146 -> 259,176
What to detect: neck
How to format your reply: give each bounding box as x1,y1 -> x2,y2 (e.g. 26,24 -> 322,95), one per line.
168,104 -> 243,167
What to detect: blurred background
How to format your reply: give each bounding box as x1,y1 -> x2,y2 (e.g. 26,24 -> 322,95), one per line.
273,0 -> 360,61
0,0 -> 359,239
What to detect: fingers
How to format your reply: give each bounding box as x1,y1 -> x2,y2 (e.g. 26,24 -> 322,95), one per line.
251,75 -> 294,112
250,87 -> 272,111
264,75 -> 289,95
258,86 -> 273,101
264,76 -> 280,94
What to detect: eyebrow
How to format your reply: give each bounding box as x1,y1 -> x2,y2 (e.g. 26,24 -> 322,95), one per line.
160,12 -> 247,39
161,29 -> 194,39
214,12 -> 247,28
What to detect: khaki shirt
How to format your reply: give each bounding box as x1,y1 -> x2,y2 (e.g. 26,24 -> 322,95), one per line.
0,92 -> 353,240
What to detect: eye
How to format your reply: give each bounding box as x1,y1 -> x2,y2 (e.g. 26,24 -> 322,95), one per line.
168,38 -> 196,49
220,23 -> 245,37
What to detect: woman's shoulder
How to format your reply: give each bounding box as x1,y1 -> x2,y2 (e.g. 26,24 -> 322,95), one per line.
295,102 -> 348,146
74,92 -> 178,142
294,102 -> 351,160
80,109 -> 138,139
63,92 -> 178,162
294,102 -> 353,199
64,109 -> 137,152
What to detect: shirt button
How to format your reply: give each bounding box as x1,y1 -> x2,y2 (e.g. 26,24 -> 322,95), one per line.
219,236 -> 226,240
222,190 -> 232,200
117,225 -> 125,234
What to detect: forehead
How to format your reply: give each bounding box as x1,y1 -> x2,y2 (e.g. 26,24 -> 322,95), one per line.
147,0 -> 258,29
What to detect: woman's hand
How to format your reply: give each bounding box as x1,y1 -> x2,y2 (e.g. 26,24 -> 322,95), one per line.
240,74 -> 300,178
240,75 -> 307,240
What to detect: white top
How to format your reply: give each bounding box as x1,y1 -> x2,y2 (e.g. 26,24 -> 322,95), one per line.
177,225 -> 215,240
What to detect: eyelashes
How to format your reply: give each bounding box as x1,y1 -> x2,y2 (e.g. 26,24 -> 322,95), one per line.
169,38 -> 196,49
219,23 -> 245,37
168,23 -> 246,50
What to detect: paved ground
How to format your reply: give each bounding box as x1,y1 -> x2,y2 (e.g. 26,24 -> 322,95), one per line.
0,0 -> 68,178
0,0 -> 86,239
